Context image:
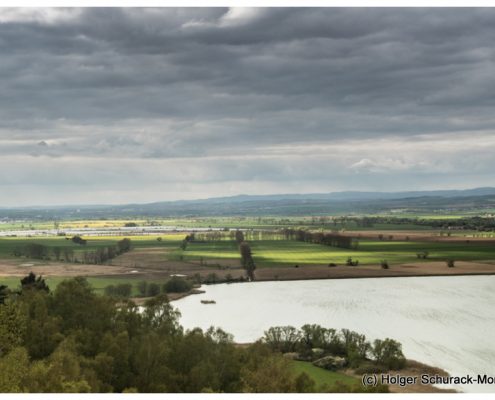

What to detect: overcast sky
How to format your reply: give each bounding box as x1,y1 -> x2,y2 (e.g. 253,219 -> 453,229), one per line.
1,8 -> 495,206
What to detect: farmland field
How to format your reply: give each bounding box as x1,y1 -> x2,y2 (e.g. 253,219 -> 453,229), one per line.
179,239 -> 495,266
1,218 -> 495,294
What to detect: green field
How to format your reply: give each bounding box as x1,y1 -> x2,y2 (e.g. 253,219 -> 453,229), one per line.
0,234 -> 187,292
0,234 -> 185,259
1,215 -> 479,231
291,361 -> 359,388
179,239 -> 495,267
0,275 -> 153,295
3,233 -> 494,270
1,223 -> 494,294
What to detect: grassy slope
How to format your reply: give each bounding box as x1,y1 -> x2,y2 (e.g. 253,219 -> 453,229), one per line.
291,361 -> 359,388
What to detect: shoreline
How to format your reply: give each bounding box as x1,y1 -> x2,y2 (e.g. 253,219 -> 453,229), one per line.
161,275 -> 484,393
251,260 -> 495,282
232,343 -> 455,393
161,266 -> 495,304
255,271 -> 495,282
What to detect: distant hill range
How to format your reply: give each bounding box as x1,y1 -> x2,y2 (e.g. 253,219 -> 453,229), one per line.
2,187 -> 495,219
183,187 -> 495,203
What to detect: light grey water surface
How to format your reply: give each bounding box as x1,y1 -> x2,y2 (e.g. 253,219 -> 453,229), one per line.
175,276 -> 495,392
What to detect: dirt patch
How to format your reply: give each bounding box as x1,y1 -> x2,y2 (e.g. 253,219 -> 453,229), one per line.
384,360 -> 456,393
254,261 -> 495,281
195,258 -> 241,268
0,260 -> 133,277
343,359 -> 455,393
111,247 -> 182,271
2,243 -> 494,285
2,257 -> 494,282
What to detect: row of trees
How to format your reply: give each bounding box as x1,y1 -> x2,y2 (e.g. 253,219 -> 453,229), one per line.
262,325 -> 406,371
104,284 -> 132,298
180,230 -> 257,281
134,277 -> 194,298
282,229 -> 358,249
0,275 -> 383,393
189,230 -> 299,243
239,242 -> 256,281
12,238 -> 132,265
335,216 -> 495,232
236,230 -> 256,280
179,234 -> 195,250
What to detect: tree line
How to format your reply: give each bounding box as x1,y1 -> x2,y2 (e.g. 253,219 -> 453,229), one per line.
12,238 -> 132,265
281,229 -> 358,249
235,231 -> 256,281
336,216 -> 495,232
262,325 -> 405,372
184,230 -> 289,243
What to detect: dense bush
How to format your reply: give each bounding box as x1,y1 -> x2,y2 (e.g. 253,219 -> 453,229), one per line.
104,284 -> 132,298
346,257 -> 359,266
137,281 -> 148,297
146,283 -> 160,297
371,338 -> 406,370
71,235 -> 87,245
162,277 -> 193,294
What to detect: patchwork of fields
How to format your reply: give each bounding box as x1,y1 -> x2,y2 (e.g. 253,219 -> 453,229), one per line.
1,220 -> 495,293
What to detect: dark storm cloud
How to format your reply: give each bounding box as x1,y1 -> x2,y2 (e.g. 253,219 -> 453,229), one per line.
1,8 -> 495,205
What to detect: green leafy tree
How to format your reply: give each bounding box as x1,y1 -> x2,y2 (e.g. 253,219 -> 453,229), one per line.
146,283 -> 161,297
162,277 -> 193,294
28,339 -> 93,392
341,329 -> 370,367
20,272 -> 49,292
239,242 -> 256,280
98,331 -> 131,392
0,301 -> 27,357
117,238 -> 132,254
130,333 -> 170,392
19,290 -> 63,359
137,281 -> 148,297
235,230 -> 245,244
371,338 -> 406,370
262,326 -> 300,353
0,347 -> 30,392
50,277 -> 116,355
0,284 -> 8,304
52,247 -> 62,261
141,295 -> 182,335
242,351 -> 301,393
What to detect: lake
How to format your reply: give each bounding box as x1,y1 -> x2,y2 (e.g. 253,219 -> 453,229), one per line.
174,275 -> 495,393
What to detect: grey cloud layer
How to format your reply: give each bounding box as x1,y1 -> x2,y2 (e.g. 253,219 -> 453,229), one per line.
1,8 -> 494,205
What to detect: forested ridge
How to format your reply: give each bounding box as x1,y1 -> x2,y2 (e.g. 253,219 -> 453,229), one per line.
0,275 -> 397,393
